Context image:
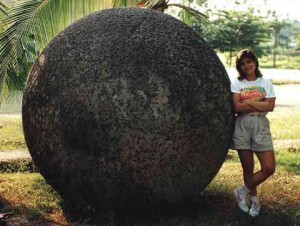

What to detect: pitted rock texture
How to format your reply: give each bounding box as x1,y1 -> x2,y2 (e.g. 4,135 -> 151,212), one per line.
22,7 -> 234,220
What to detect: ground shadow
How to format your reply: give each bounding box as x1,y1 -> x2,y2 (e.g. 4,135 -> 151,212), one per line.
0,188 -> 298,225
88,191 -> 297,226
0,195 -> 65,226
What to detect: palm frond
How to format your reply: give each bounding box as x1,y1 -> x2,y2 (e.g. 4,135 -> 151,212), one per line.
143,0 -> 167,8
136,0 -> 208,22
136,0 -> 168,12
0,1 -> 8,16
112,0 -> 139,7
0,0 -> 116,102
168,3 -> 208,22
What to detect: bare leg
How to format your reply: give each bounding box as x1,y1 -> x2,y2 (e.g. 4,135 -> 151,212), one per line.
238,150 -> 257,196
244,151 -> 275,190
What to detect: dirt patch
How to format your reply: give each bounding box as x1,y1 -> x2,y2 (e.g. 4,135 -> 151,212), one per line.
274,139 -> 300,152
0,150 -> 31,161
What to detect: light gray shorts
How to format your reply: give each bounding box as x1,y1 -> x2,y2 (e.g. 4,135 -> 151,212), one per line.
231,114 -> 274,152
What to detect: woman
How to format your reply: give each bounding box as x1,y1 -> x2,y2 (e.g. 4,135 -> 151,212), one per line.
231,49 -> 276,217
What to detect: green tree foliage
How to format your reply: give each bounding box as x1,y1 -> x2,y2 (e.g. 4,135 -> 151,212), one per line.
0,1 -> 7,29
0,1 -> 7,16
269,15 -> 299,67
199,9 -> 272,66
178,0 -> 208,28
291,21 -> 300,51
297,35 -> 300,50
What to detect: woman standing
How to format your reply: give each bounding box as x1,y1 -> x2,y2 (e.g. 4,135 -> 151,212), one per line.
231,49 -> 276,217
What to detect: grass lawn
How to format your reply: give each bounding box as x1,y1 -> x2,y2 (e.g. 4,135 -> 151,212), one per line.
0,160 -> 299,225
0,85 -> 300,225
269,109 -> 300,140
259,55 -> 300,70
0,115 -> 25,151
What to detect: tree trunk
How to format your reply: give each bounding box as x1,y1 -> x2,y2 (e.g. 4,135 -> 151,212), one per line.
273,46 -> 276,68
273,18 -> 280,68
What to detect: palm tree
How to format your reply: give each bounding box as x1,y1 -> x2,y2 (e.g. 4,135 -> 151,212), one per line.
0,0 -> 207,104
0,0 -> 127,103
0,1 -> 7,15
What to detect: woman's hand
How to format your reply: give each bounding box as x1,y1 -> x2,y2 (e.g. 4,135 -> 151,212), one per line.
242,98 -> 275,112
232,93 -> 258,113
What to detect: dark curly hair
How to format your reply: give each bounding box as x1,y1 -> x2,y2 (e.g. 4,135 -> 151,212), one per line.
236,49 -> 262,80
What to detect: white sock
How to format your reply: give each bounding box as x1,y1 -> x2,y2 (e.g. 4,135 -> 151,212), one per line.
250,196 -> 260,204
239,185 -> 250,196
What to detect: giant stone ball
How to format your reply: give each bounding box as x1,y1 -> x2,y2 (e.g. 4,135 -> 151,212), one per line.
22,8 -> 234,219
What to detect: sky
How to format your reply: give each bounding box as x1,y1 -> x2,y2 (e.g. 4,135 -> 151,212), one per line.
2,0 -> 300,21
203,0 -> 300,21
264,0 -> 300,20
170,0 -> 300,21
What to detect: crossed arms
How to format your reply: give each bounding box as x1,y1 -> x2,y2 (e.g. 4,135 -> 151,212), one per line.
232,93 -> 275,113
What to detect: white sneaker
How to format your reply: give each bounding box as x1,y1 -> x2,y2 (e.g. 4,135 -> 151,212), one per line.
233,188 -> 249,213
249,202 -> 261,217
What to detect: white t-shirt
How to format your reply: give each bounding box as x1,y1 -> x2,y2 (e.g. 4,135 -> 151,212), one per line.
231,77 -> 276,101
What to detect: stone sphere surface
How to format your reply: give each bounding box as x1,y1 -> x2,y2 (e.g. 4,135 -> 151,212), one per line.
22,8 -> 233,217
